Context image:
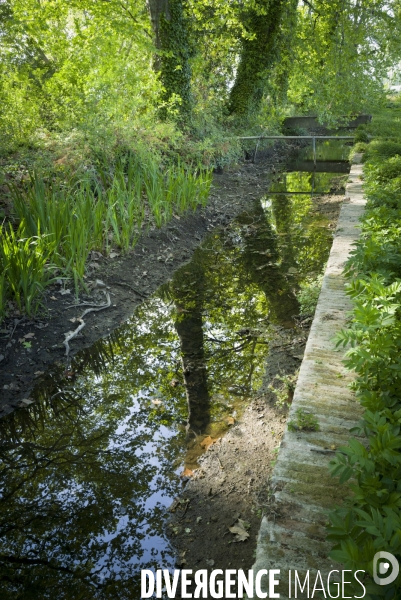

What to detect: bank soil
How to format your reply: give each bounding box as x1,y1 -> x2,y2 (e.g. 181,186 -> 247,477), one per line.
167,190 -> 343,598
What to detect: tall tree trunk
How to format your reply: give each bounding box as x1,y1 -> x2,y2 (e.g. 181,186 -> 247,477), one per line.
147,0 -> 192,121
228,0 -> 289,117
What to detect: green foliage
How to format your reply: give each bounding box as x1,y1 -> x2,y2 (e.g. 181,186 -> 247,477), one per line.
288,408 -> 319,432
373,155 -> 401,182
228,0 -> 294,117
2,151 -> 211,309
268,371 -> 298,409
327,105 -> 401,598
158,0 -> 192,122
287,1 -> 395,124
349,142 -> 368,162
355,130 -> 370,144
363,140 -> 401,163
297,272 -> 323,315
0,224 -> 56,316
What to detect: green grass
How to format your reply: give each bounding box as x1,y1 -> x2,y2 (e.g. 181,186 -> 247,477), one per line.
1,152 -> 212,320
0,224 -> 57,316
288,408 -> 319,432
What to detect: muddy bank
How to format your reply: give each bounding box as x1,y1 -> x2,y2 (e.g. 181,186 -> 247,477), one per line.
167,191 -> 344,595
0,145 -> 299,416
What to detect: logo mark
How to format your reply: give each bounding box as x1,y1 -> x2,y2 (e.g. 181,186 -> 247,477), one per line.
373,551 -> 399,586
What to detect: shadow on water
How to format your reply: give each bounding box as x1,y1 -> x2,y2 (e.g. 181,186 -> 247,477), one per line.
0,142 -> 349,598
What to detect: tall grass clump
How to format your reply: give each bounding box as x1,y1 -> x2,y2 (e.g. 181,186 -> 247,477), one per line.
0,224 -> 56,316
4,151 -> 212,317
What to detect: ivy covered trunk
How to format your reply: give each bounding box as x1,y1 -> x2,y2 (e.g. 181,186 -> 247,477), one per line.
228,0 -> 289,118
147,0 -> 192,121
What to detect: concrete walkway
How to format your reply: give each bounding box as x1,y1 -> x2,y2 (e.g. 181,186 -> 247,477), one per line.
252,157 -> 366,598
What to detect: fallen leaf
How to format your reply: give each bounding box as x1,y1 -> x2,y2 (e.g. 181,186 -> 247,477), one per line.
50,296 -> 57,300
226,416 -> 235,426
228,519 -> 250,542
59,288 -> 71,295
109,252 -> 120,259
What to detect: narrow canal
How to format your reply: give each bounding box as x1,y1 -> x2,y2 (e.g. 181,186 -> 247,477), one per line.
0,140 -> 351,599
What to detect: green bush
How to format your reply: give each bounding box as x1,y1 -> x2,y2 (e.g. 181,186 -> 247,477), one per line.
354,142 -> 368,153
297,273 -> 323,315
363,140 -> 401,162
327,105 -> 401,599
355,130 -> 369,143
288,408 -> 319,432
373,155 -> 401,182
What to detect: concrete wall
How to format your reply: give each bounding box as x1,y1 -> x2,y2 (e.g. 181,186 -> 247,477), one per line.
251,157 -> 366,599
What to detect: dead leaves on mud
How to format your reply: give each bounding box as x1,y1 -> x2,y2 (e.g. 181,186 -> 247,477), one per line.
228,518 -> 250,543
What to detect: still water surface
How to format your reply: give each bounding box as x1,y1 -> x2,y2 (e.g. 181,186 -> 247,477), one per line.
0,143 -> 349,598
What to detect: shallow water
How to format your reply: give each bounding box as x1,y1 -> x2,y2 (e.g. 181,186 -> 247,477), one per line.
0,142 -> 349,598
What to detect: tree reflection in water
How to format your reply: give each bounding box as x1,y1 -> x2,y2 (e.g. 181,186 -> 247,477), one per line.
0,186 -> 337,598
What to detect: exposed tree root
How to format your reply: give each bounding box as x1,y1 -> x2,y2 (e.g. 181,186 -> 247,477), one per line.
63,291 -> 111,358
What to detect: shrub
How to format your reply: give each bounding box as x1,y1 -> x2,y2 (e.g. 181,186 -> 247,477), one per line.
373,155 -> 401,182
355,130 -> 369,143
363,140 -> 401,162
298,273 -> 323,315
327,105 -> 401,599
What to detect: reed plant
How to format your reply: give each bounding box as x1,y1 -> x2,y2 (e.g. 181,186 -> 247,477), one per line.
105,157 -> 144,250
0,224 -> 56,316
5,152 -> 212,314
11,174 -> 69,250
142,157 -> 168,228
62,187 -> 94,291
